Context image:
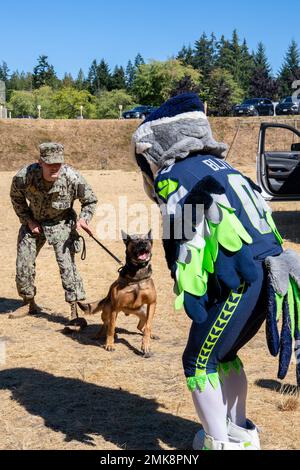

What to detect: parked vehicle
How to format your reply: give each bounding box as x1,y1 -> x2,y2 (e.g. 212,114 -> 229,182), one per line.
15,115 -> 35,119
256,122 -> 300,201
122,106 -> 157,120
275,96 -> 300,116
233,98 -> 274,117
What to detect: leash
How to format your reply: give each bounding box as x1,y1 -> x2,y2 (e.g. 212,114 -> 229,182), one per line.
79,236 -> 87,261
82,230 -> 123,266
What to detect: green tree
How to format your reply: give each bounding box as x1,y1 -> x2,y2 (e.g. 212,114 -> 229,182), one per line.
134,53 -> 145,69
111,66 -> 126,90
249,43 -> 277,99
0,61 -> 9,82
132,59 -> 201,106
278,40 -> 300,96
177,45 -> 194,67
239,38 -> 255,93
33,86 -> 56,118
32,55 -> 58,89
208,68 -> 244,116
61,73 -> 74,88
87,59 -> 100,94
7,71 -> 33,97
51,87 -> 96,119
193,33 -> 216,77
216,35 -> 232,70
95,89 -> 137,119
97,59 -> 111,91
9,90 -> 36,117
254,42 -> 272,75
75,69 -> 86,90
125,60 -> 136,90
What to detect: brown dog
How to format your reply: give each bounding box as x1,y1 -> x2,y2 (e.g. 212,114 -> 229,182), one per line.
78,231 -> 157,357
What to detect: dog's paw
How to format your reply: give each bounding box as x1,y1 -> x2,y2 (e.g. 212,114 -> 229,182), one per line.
105,344 -> 116,352
151,334 -> 160,341
143,351 -> 153,359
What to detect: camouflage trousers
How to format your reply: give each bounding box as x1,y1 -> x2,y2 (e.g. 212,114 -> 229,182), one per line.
16,225 -> 86,303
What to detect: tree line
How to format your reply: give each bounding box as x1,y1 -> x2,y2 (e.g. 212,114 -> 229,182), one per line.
0,30 -> 299,118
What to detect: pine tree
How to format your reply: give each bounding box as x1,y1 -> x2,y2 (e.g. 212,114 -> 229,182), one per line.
8,71 -> 33,91
278,40 -> 300,96
87,60 -> 100,94
97,59 -> 111,91
75,69 -> 86,90
229,30 -> 244,85
193,33 -> 216,77
62,73 -> 74,88
0,61 -> 9,82
134,53 -> 145,69
126,60 -> 136,90
239,39 -> 255,94
32,55 -> 57,89
248,42 -> 277,99
216,35 -> 233,71
177,45 -> 194,67
111,66 -> 126,90
255,42 -> 272,75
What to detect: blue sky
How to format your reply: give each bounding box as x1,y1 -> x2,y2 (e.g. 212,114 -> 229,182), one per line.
1,0 -> 299,77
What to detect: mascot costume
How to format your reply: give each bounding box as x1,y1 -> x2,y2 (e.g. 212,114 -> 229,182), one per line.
132,93 -> 300,451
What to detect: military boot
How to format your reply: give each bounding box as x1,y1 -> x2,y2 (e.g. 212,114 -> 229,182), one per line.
9,298 -> 40,319
65,302 -> 88,332
70,301 -> 78,320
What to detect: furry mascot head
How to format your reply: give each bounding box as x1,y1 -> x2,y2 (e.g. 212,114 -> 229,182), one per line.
132,93 -> 228,201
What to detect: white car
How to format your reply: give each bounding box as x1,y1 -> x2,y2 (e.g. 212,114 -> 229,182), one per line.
257,122 -> 300,201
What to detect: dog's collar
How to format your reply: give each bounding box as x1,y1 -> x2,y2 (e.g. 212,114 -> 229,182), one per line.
118,262 -> 152,284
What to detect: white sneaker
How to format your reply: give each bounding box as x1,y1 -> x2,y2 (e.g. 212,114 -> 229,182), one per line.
193,419 -> 261,451
203,434 -> 253,450
227,419 -> 261,450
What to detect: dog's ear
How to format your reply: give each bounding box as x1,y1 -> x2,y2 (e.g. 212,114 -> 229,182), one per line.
121,230 -> 131,244
147,230 -> 153,242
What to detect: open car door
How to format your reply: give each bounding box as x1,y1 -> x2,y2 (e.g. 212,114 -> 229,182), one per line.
257,122 -> 300,201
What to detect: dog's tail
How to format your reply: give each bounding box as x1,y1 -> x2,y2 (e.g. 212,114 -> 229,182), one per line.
77,298 -> 106,315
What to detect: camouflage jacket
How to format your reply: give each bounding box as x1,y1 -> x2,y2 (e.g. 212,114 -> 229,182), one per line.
10,164 -> 98,244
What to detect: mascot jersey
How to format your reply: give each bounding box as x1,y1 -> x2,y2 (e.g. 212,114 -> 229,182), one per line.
154,154 -> 283,310
154,154 -> 283,390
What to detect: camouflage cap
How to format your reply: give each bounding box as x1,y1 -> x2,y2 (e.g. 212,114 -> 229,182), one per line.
39,143 -> 65,164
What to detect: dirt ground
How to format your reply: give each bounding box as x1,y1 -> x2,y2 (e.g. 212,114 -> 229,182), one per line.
0,165 -> 299,451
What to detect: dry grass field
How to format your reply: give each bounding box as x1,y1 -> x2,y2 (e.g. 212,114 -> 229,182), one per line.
0,118 -> 299,450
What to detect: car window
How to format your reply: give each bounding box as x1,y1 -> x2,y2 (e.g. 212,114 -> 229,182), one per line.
243,99 -> 258,105
264,126 -> 300,153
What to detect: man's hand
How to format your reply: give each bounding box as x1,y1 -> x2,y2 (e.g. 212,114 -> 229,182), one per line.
76,218 -> 93,237
28,219 -> 43,235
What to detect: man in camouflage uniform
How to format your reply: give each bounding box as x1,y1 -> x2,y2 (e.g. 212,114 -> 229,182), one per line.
10,142 -> 98,322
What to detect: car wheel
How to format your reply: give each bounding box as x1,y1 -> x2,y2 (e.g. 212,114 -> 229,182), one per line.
269,108 -> 274,116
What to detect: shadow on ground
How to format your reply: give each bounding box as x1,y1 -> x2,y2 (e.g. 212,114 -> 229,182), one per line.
255,379 -> 299,395
0,298 -> 23,315
0,297 -> 68,325
0,368 -> 199,450
62,324 -> 149,357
